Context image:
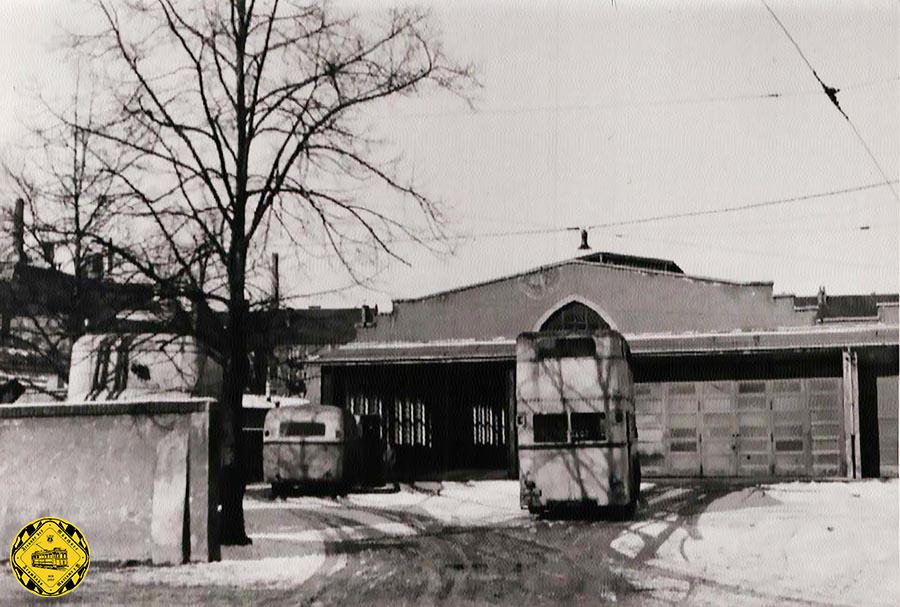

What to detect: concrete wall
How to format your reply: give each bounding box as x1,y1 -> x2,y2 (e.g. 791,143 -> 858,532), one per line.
0,399 -> 219,564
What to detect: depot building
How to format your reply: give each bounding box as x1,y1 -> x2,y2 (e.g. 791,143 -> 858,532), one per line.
312,251 -> 899,481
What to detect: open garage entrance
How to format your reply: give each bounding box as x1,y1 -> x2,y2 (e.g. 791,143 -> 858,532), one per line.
327,361 -> 515,479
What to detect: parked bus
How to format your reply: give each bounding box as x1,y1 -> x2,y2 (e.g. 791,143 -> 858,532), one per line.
516,330 -> 640,516
262,404 -> 361,495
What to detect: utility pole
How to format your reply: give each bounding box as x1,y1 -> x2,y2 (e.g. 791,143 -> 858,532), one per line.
270,252 -> 280,310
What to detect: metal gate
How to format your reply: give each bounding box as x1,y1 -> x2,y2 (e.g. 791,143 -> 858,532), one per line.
635,378 -> 845,477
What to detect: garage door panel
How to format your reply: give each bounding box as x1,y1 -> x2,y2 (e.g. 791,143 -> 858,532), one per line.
772,395 -> 803,411
813,452 -> 841,475
739,437 -> 769,450
737,396 -> 767,411
738,418 -> 769,437
774,409 -> 806,424
810,406 -> 841,423
644,376 -> 844,479
703,455 -> 735,475
739,453 -> 771,476
705,425 -> 733,439
667,389 -> 700,473
669,398 -> 697,414
701,398 -> 732,413
775,451 -> 806,474
772,379 -> 802,393
808,378 -> 841,392
636,398 -> 662,416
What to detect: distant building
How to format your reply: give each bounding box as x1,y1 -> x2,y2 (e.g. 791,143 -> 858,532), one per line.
0,200 -> 154,400
316,251 -> 899,480
246,306 -> 363,398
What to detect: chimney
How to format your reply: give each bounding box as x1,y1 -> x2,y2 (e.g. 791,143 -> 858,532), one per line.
40,242 -> 55,267
815,285 -> 828,323
359,305 -> 377,328
13,198 -> 26,264
271,252 -> 280,309
578,229 -> 590,251
81,252 -> 104,280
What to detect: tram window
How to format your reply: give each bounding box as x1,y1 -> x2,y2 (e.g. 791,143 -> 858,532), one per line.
281,421 -> 327,437
533,413 -> 568,443
571,412 -> 606,442
535,337 -> 595,359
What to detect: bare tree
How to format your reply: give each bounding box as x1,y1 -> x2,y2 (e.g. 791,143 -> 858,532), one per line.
0,71 -> 134,392
64,0 -> 475,544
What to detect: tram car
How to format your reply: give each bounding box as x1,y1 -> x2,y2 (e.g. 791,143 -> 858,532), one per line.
516,330 -> 641,517
31,547 -> 68,570
263,404 -> 362,495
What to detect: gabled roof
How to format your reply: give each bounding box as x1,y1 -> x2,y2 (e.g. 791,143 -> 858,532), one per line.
395,251 -> 767,304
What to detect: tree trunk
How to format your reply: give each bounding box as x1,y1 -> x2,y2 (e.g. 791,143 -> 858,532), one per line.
219,297 -> 251,545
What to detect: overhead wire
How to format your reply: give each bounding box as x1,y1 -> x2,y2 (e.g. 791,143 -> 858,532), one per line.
760,0 -> 900,203
584,180 -> 899,231
385,179 -> 899,242
384,76 -> 898,120
296,178 -> 897,246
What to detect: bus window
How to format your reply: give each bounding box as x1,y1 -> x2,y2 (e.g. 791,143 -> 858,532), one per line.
281,421 -> 327,437
535,337 -> 595,359
533,413 -> 567,443
571,412 -> 606,442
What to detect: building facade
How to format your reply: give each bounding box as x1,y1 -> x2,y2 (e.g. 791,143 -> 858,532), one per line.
315,252 -> 899,480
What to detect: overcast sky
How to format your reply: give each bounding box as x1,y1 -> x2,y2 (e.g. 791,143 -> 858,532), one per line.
0,1 -> 897,309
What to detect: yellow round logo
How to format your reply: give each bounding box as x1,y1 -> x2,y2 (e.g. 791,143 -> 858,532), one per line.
9,517 -> 90,597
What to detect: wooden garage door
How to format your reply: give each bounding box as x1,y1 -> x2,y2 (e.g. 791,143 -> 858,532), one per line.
807,378 -> 844,476
700,382 -> 737,476
634,384 -> 666,475
771,379 -> 808,475
635,378 -> 845,477
667,383 -> 702,476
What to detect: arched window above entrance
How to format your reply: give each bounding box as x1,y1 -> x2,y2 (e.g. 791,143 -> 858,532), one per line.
539,301 -> 610,332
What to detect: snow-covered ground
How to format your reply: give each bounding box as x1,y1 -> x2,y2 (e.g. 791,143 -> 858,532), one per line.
99,554 -> 326,589
345,480 -> 528,527
88,479 -> 898,605
646,480 -> 899,607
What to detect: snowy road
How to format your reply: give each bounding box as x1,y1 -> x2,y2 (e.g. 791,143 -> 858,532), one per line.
1,479 -> 896,606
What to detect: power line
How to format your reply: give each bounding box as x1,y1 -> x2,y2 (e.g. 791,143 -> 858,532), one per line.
760,0 -> 900,204
372,179 -> 899,243
384,76 -> 898,120
584,180 -> 899,231
616,232 -> 897,271
256,179 -> 898,249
